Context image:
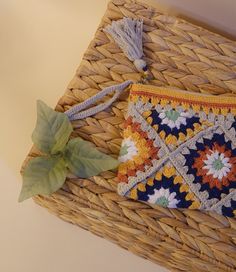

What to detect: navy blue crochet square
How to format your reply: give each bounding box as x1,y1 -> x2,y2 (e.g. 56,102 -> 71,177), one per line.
184,133 -> 236,200
136,173 -> 195,209
149,109 -> 201,138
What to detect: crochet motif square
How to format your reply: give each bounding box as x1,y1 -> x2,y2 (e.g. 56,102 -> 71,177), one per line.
117,84 -> 236,217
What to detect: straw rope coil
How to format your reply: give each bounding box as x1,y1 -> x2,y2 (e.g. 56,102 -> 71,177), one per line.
22,0 -> 236,271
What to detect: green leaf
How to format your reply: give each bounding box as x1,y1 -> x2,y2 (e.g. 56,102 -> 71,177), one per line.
32,100 -> 73,154
19,156 -> 67,202
64,138 -> 119,178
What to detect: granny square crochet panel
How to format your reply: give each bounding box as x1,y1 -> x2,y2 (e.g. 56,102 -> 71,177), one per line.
117,84 -> 236,217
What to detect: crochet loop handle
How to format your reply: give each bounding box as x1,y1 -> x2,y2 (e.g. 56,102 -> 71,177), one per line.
65,80 -> 132,121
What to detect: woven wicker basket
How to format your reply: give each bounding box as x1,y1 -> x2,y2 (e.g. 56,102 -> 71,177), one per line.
22,0 -> 236,271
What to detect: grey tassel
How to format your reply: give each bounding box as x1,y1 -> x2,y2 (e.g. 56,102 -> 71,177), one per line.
104,17 -> 147,72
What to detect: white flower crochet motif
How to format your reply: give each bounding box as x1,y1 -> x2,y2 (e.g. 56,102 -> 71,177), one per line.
203,151 -> 232,180
159,109 -> 190,129
119,137 -> 138,163
148,188 -> 179,208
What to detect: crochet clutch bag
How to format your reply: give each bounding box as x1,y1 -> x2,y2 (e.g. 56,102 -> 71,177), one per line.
117,84 -> 236,217
62,18 -> 236,218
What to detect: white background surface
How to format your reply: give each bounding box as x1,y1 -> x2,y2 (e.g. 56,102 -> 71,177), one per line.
0,1 -> 235,272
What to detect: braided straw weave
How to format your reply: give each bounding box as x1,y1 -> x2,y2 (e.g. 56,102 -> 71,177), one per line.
22,0 -> 236,271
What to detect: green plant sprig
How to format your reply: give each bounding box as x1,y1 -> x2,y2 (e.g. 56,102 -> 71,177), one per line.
19,100 -> 119,202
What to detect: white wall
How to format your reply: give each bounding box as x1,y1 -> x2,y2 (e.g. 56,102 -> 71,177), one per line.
0,1 -> 235,272
147,0 -> 236,38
